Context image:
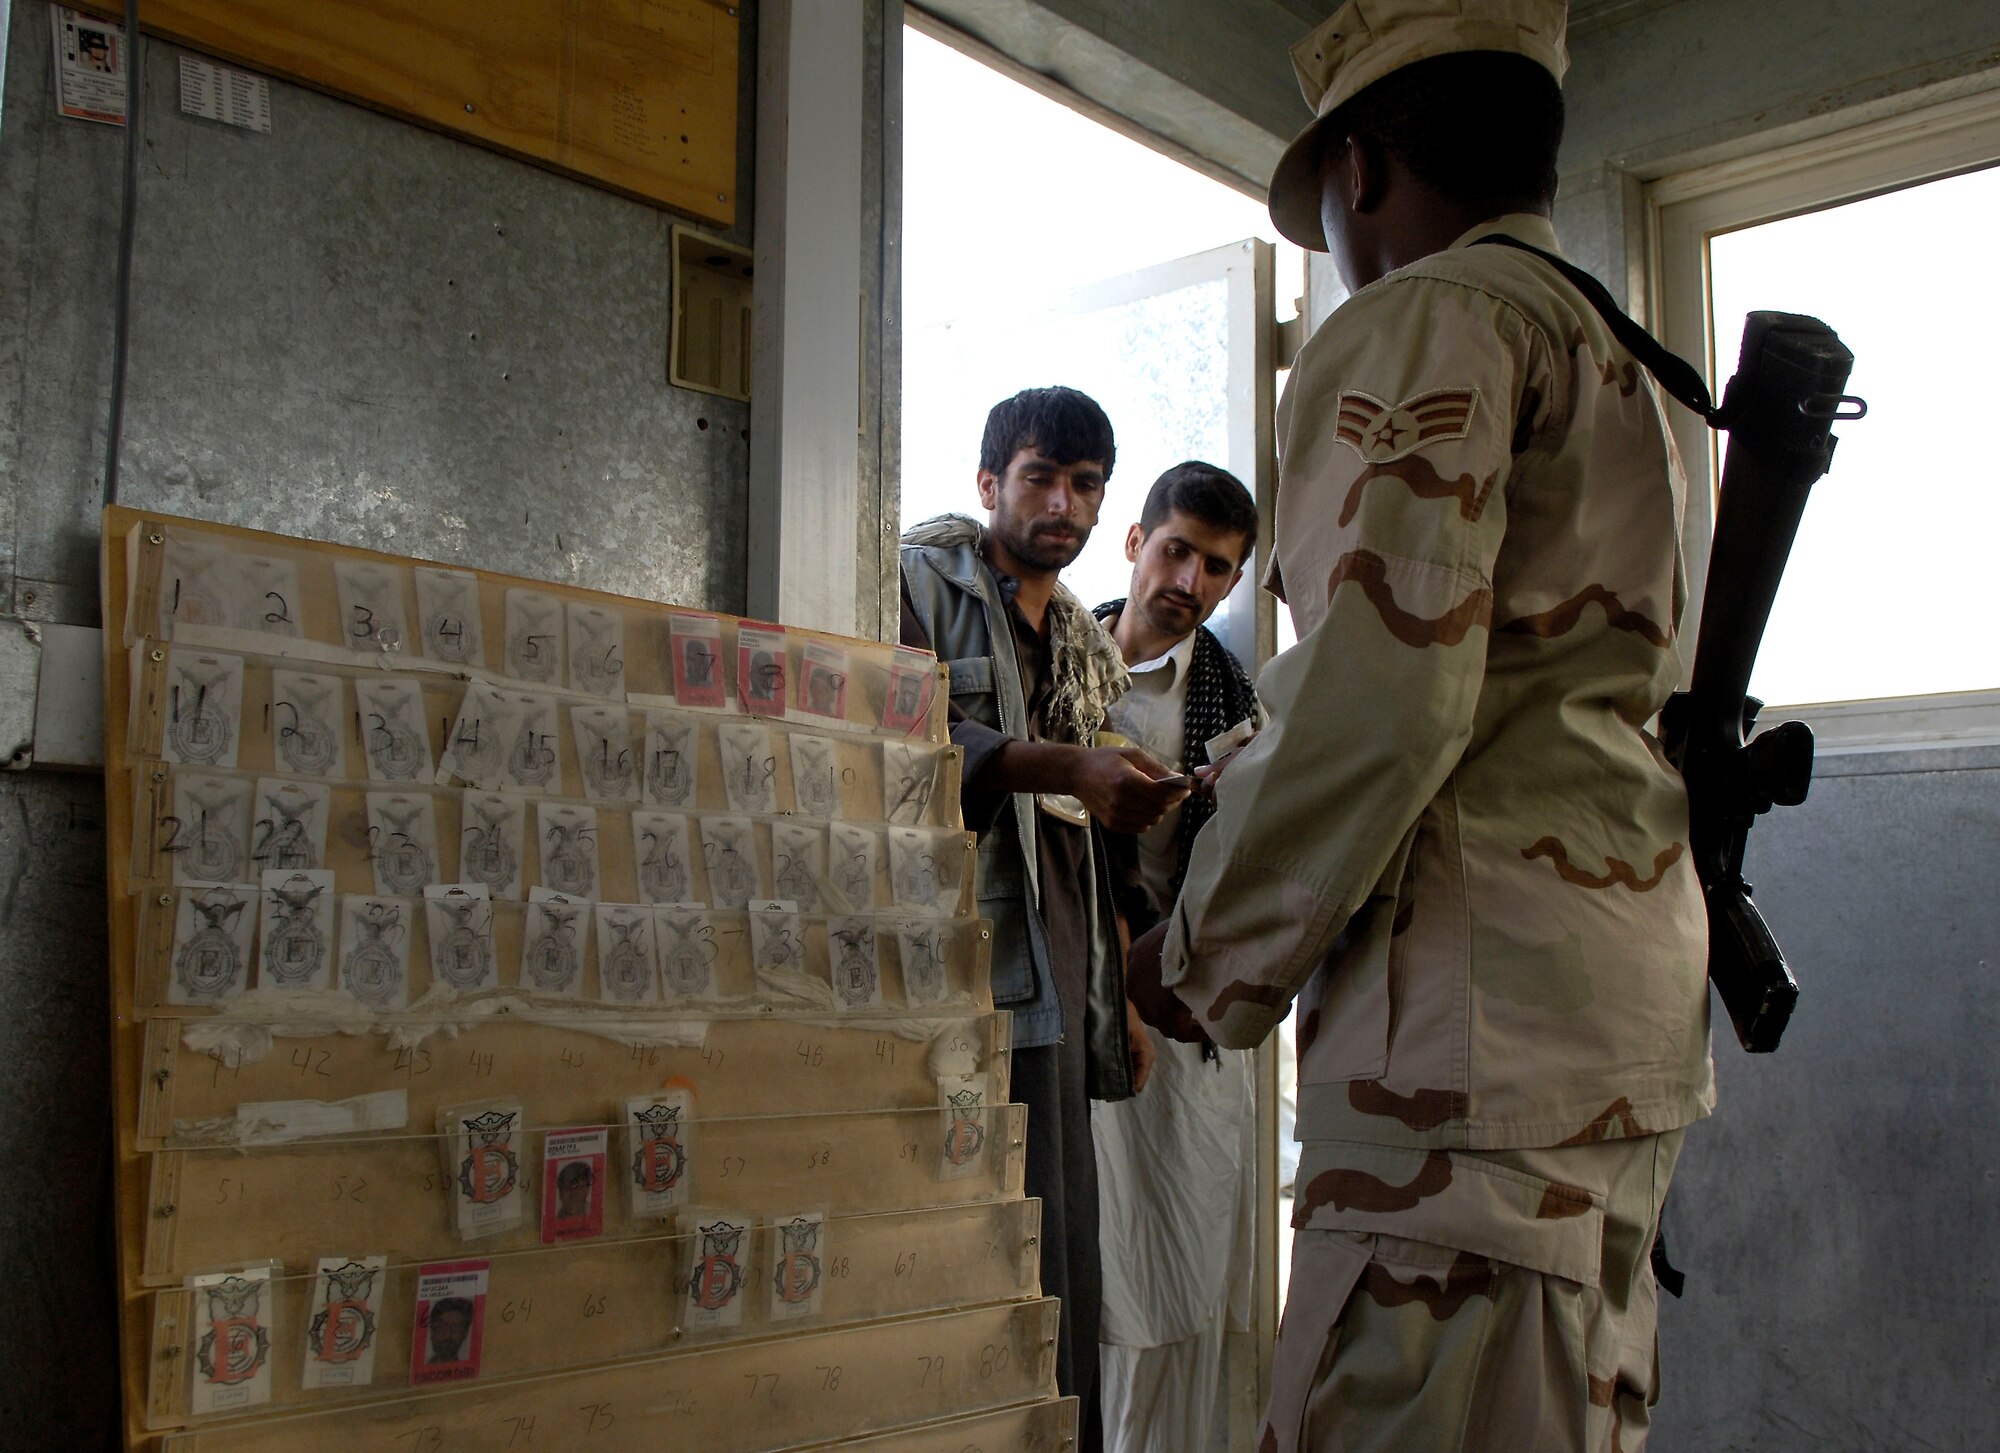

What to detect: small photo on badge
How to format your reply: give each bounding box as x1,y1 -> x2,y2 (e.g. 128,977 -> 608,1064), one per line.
668,611 -> 727,710
736,622 -> 788,718
409,1260 -> 489,1385
795,642 -> 850,723
541,1127 -> 608,1243
880,646 -> 938,735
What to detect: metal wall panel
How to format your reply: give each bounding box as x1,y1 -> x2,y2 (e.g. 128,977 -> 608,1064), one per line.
0,0 -> 762,1436
0,1 -> 755,632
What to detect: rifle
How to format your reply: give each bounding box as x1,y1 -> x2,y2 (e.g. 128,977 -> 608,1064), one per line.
1473,237 -> 1865,1054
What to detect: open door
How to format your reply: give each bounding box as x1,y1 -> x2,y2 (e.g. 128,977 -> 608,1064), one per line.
901,235 -> 1285,1448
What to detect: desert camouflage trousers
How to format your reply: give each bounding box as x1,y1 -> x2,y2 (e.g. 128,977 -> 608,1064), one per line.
1264,1129 -> 1684,1453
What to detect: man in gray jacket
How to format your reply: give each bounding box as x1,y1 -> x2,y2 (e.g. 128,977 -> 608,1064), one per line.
900,386 -> 1186,1449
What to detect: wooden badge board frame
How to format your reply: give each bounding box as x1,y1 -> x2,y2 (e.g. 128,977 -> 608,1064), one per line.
101,506 -> 1073,1451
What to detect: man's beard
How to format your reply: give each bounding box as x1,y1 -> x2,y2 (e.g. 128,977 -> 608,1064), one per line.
998,515 -> 1089,572
1140,587 -> 1201,635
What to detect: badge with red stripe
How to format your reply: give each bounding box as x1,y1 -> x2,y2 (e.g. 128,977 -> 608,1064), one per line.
1334,388 -> 1480,464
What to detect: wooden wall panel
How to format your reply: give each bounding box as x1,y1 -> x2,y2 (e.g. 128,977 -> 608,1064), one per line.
75,0 -> 741,221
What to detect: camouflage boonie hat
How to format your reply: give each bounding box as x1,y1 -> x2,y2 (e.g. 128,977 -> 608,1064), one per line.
1267,0 -> 1570,251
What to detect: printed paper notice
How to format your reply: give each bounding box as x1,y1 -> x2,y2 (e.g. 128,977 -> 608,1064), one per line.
178,54 -> 272,133
50,6 -> 126,126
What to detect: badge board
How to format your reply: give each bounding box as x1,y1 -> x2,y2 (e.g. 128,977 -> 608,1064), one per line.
101,507 -> 1064,1449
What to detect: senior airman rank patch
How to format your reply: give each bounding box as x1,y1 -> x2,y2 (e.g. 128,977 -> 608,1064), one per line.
1335,388 -> 1479,464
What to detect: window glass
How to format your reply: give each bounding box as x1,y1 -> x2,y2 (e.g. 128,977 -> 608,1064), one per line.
1706,162 -> 2000,705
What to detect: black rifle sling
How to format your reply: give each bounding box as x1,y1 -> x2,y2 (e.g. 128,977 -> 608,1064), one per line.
1471,234 -> 1725,427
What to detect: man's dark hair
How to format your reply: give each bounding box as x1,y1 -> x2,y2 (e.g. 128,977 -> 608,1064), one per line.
979,386 -> 1116,479
1139,462 -> 1258,561
433,1297 -> 473,1322
557,1160 -> 592,1190
1324,52 -> 1565,215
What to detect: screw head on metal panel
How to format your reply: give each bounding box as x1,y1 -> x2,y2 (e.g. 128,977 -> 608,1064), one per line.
21,591 -> 36,606
158,895 -> 171,906
148,533 -> 163,544
150,649 -> 164,661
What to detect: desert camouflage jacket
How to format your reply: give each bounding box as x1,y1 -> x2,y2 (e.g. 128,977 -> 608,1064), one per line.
1162,213 -> 1715,1151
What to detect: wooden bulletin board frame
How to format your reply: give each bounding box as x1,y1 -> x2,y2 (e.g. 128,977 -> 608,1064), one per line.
74,0 -> 742,223
98,506 -> 1052,1452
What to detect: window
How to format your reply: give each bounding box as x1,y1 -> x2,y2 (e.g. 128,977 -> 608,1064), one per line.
1650,92 -> 2000,744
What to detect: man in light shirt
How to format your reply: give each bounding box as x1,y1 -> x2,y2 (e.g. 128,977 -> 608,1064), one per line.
1091,462 -> 1263,1453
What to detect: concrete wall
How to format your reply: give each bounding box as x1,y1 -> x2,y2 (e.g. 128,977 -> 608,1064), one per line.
0,0 -> 767,1436
1659,745 -> 2000,1451
1556,0 -> 2000,304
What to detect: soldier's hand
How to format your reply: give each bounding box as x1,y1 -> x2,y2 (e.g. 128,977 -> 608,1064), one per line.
1125,920 -> 1211,1047
1072,746 -> 1190,833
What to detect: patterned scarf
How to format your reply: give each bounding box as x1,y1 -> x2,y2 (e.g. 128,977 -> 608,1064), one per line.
907,514 -> 1130,745
1095,599 -> 1263,901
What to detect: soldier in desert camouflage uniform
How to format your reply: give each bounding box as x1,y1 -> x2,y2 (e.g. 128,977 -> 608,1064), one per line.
1133,2 -> 1714,1449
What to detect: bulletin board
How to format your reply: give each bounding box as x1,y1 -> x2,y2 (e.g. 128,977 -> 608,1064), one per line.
100,507 -> 1071,1451
72,0 -> 741,223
